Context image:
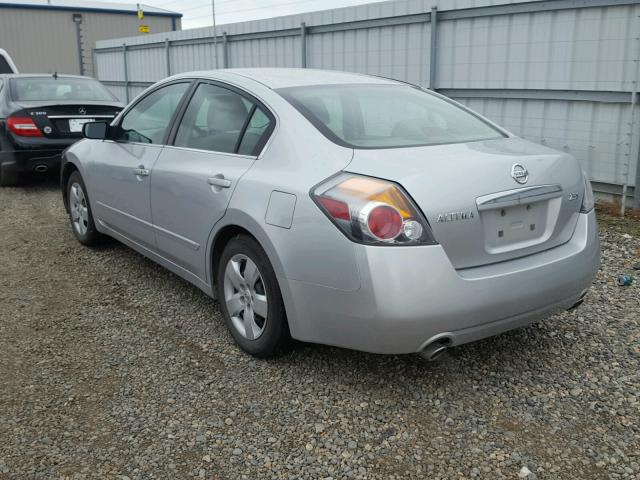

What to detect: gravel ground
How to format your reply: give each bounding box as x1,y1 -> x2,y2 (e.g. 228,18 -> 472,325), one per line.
1,179 -> 639,480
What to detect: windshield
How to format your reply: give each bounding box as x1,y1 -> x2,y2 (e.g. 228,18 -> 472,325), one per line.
278,84 -> 505,149
10,77 -> 115,102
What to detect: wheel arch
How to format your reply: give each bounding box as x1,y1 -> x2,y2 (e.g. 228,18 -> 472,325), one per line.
207,209 -> 299,335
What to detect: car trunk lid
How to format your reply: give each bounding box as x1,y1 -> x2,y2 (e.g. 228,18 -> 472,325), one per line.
345,137 -> 585,269
13,101 -> 122,139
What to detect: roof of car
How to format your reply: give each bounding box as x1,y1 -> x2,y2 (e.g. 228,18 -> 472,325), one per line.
178,68 -> 404,89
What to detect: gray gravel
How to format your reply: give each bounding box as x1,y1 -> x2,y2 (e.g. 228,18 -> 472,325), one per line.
1,180 -> 639,480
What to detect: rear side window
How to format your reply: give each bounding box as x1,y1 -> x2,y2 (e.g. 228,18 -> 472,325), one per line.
237,107 -> 272,155
10,77 -> 115,101
174,82 -> 274,156
118,82 -> 190,144
278,84 -> 505,149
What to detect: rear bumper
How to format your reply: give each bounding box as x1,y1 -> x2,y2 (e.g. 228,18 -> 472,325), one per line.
0,144 -> 74,173
286,210 -> 600,354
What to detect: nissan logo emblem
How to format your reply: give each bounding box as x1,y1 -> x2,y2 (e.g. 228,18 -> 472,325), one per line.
78,107 -> 87,115
511,163 -> 529,184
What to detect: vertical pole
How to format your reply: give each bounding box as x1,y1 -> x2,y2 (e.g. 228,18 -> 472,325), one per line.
622,90 -> 636,216
634,100 -> 640,209
212,0 -> 219,69
165,38 -> 171,76
429,7 -> 438,90
122,43 -> 129,103
91,48 -> 97,78
223,32 -> 228,68
300,22 -> 307,68
73,14 -> 84,76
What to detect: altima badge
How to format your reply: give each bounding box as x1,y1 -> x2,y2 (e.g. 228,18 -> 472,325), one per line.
436,211 -> 475,223
511,163 -> 529,184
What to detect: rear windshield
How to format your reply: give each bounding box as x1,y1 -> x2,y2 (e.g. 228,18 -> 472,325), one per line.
278,84 -> 505,149
10,77 -> 115,102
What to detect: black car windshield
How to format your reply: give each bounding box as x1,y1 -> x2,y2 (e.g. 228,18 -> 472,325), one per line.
10,77 -> 115,102
278,84 -> 505,149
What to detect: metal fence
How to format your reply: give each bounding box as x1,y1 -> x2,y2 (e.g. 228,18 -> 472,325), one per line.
94,0 -> 640,209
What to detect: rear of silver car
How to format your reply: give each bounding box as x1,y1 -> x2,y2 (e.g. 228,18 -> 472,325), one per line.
276,83 -> 600,355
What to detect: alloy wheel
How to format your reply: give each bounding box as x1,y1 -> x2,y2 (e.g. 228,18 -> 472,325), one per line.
69,182 -> 89,236
223,254 -> 268,340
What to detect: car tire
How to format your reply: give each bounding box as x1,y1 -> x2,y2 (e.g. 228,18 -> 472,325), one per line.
66,170 -> 104,246
0,163 -> 21,187
216,234 -> 291,358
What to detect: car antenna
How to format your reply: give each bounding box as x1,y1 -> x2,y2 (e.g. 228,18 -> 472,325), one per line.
52,72 -> 58,80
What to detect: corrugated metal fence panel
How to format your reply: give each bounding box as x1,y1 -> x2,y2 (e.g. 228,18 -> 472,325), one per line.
437,4 -> 640,91
229,35 -> 301,68
94,50 -> 124,81
307,22 -> 431,86
127,47 -> 167,82
169,42 -> 223,73
94,0 -> 539,49
455,97 -> 636,185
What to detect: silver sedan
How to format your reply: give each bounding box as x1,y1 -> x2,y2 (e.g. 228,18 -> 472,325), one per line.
61,68 -> 600,359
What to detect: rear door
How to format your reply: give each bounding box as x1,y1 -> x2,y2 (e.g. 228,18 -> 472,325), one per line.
150,81 -> 275,280
91,81 -> 192,249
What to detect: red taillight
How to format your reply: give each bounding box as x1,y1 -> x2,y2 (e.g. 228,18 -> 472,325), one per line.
318,197 -> 350,221
312,173 -> 436,246
365,203 -> 403,240
7,116 -> 43,137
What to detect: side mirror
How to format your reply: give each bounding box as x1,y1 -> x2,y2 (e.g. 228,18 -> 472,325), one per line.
82,121 -> 109,140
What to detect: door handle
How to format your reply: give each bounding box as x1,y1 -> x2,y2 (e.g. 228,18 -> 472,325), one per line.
133,167 -> 150,177
207,176 -> 232,188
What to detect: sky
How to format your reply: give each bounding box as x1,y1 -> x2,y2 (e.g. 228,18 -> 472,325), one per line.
108,0 -> 390,29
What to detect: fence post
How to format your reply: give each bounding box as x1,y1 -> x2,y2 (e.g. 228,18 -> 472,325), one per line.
223,32 -> 228,68
632,92 -> 640,209
429,6 -> 438,90
165,38 -> 171,76
122,43 -> 129,103
300,22 -> 307,68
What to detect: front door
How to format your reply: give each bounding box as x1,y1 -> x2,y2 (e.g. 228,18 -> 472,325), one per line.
150,81 -> 275,280
91,82 -> 191,249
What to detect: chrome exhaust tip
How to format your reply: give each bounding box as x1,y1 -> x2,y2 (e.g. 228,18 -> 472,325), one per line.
33,164 -> 49,173
419,339 -> 450,362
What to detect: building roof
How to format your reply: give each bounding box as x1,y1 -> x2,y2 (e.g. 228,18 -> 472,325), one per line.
0,0 -> 182,17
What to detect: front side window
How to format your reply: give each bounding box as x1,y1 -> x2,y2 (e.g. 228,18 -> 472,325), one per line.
278,84 -> 505,149
10,76 -> 116,102
117,82 -> 190,144
174,83 -> 274,155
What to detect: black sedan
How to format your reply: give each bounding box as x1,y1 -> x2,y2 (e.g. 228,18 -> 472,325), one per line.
0,74 -> 123,186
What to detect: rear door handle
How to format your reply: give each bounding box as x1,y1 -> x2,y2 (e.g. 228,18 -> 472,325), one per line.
133,167 -> 150,177
207,176 -> 232,188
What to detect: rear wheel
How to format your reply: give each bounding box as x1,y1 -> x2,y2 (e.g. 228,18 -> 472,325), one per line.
216,235 -> 290,358
66,171 -> 104,246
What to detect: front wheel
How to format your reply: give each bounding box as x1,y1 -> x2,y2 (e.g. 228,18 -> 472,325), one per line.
216,235 -> 290,358
66,171 -> 104,246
